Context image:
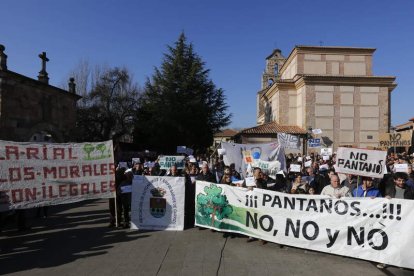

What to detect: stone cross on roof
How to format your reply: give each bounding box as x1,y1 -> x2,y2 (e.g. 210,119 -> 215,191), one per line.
0,44 -> 7,70
38,51 -> 49,84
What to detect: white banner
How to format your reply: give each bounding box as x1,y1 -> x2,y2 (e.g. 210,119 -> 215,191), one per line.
289,164 -> 301,172
335,147 -> 387,178
220,142 -> 286,177
394,164 -> 409,173
131,176 -> 185,231
0,140 -> 115,211
320,148 -> 333,156
277,133 -> 301,150
252,159 -> 281,176
312,128 -> 323,135
158,156 -> 185,170
195,182 -> 414,269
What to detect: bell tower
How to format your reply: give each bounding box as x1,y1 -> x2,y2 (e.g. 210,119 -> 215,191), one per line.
261,49 -> 286,89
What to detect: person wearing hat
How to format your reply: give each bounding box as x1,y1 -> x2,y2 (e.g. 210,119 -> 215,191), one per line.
352,177 -> 381,198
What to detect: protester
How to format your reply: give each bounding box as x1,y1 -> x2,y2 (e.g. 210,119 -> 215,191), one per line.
320,174 -> 351,198
132,161 -> 144,175
352,177 -> 382,198
247,167 -> 268,244
272,171 -> 289,192
184,163 -> 198,229
109,166 -> 125,227
196,161 -> 216,182
406,164 -> 414,188
220,166 -> 232,185
341,174 -> 358,195
119,169 -> 133,228
253,167 -> 267,189
229,163 -> 241,180
168,164 -> 181,177
313,168 -> 329,195
384,172 -> 414,199
290,174 -> 309,194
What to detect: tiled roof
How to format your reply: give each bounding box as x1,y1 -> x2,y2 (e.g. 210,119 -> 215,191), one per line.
240,121 -> 307,135
395,117 -> 414,130
214,129 -> 238,137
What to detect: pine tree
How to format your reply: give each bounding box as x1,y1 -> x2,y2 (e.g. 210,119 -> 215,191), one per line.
135,33 -> 231,153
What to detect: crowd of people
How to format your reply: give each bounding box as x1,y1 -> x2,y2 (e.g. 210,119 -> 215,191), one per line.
111,151 -> 414,231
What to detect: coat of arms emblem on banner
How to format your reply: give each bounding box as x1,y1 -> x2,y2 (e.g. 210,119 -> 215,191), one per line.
150,187 -> 167,218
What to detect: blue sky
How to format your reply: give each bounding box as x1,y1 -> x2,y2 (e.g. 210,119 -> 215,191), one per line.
1,0 -> 413,128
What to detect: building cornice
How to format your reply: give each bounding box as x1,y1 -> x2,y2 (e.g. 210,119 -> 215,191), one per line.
297,74 -> 397,91
295,45 -> 376,54
0,70 -> 82,100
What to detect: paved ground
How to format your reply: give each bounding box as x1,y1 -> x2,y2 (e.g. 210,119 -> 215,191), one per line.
1,199 -> 413,276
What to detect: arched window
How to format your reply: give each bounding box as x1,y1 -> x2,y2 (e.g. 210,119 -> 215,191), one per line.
267,78 -> 274,87
274,64 -> 279,75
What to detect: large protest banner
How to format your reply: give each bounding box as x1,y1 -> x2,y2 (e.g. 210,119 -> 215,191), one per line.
220,142 -> 286,177
0,140 -> 115,211
131,176 -> 185,231
195,181 -> 414,269
379,132 -> 412,148
335,147 -> 387,178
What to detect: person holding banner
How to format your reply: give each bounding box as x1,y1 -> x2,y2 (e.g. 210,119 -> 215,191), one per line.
132,161 -> 144,175
109,166 -> 126,227
168,164 -> 181,177
290,174 -> 309,194
253,167 -> 267,189
184,165 -> 197,229
320,174 -> 351,198
220,166 -> 232,185
119,169 -> 134,228
229,163 -> 241,180
196,162 -> 216,183
341,174 -> 358,195
352,177 -> 382,198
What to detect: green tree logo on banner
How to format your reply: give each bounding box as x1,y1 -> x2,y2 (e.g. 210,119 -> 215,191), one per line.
196,184 -> 233,226
83,143 -> 112,160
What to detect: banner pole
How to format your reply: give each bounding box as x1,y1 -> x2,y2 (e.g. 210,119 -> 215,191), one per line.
356,175 -> 360,197
114,192 -> 119,227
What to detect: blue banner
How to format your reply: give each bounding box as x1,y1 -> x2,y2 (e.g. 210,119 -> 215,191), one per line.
308,138 -> 321,148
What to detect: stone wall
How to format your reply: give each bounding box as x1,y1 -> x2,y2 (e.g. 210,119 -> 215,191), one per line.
0,70 -> 80,142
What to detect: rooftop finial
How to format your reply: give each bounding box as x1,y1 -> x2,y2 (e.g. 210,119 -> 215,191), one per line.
68,77 -> 76,93
0,44 -> 7,70
38,51 -> 49,84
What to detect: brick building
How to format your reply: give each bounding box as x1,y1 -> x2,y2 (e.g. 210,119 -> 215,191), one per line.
0,44 -> 80,143
256,46 -> 396,150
